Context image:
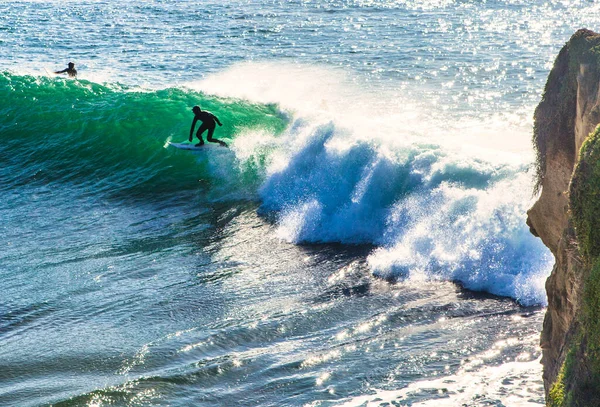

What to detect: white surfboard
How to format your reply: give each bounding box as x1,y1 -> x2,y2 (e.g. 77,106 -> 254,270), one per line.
168,142 -> 228,151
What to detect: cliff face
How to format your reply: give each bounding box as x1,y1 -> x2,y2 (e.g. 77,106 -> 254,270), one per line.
528,29 -> 600,405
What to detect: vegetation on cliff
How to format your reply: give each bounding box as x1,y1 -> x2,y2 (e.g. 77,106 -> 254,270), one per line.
571,126 -> 600,259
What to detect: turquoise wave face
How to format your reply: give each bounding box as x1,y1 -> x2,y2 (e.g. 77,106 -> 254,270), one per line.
0,72 -> 288,199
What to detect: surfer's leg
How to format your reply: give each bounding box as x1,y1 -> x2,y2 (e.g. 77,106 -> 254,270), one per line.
206,126 -> 228,147
195,125 -> 208,146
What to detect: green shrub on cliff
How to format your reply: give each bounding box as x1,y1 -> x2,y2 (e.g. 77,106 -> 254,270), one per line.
570,125 -> 600,259
567,124 -> 600,405
584,259 -> 600,377
548,346 -> 575,407
571,125 -> 600,368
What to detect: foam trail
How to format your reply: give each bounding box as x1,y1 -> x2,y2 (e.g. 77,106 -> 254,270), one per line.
333,359 -> 544,407
331,332 -> 544,407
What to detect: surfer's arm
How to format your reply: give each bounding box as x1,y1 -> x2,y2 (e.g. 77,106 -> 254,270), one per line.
54,69 -> 67,74
189,117 -> 198,141
213,114 -> 222,126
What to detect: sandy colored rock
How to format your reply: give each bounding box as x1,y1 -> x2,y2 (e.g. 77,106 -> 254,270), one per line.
528,29 -> 600,401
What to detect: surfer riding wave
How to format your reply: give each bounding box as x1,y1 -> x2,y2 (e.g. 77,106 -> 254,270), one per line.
189,106 -> 227,147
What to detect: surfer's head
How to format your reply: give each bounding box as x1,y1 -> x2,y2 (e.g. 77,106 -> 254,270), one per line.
68,62 -> 75,68
192,106 -> 201,114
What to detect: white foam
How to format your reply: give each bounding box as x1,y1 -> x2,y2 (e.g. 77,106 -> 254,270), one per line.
331,358 -> 544,407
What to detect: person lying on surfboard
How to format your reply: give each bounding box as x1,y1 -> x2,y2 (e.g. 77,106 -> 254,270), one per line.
189,106 -> 228,147
54,62 -> 77,78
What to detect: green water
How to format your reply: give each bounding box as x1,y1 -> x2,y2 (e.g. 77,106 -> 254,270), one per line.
0,73 -> 288,198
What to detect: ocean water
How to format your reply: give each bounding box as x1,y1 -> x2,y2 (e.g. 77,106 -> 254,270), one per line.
1,1 -> 599,406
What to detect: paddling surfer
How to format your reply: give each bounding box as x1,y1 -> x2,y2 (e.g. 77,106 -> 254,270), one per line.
189,106 -> 227,147
54,62 -> 77,78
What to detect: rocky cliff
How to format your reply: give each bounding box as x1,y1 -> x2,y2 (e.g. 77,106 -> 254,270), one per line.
528,29 -> 600,405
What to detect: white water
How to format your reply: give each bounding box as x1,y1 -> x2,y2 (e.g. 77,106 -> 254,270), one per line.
333,358 -> 544,407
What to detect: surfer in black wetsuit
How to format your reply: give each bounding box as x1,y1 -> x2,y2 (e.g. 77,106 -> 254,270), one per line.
54,62 -> 77,78
189,105 -> 227,147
